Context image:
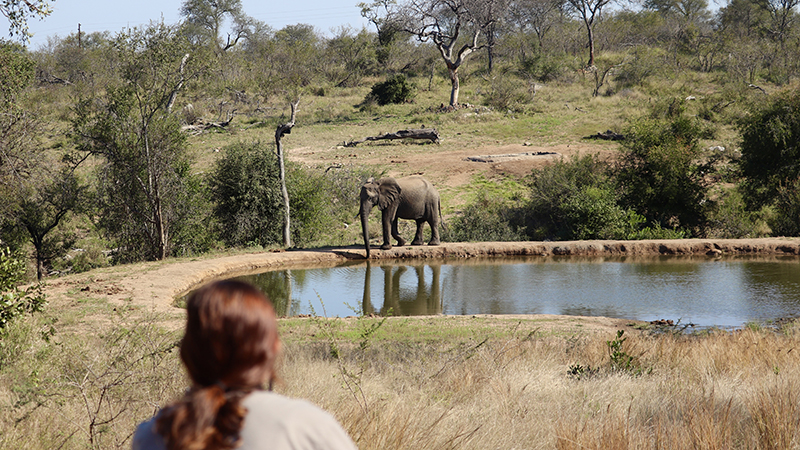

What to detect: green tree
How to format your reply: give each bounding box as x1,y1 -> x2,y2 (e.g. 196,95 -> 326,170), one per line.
72,22 -> 208,262
526,155 -> 639,240
1,0 -> 52,42
738,89 -> 800,214
209,141 -> 284,248
0,41 -> 83,279
616,99 -> 712,235
179,0 -> 253,53
14,164 -> 84,280
0,247 -> 45,335
0,41 -> 36,229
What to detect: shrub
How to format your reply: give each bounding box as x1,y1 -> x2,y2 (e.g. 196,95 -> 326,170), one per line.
707,187 -> 768,238
738,89 -> 800,211
483,72 -> 533,111
525,155 -> 640,240
446,190 -> 525,242
287,164 -> 332,247
209,141 -> 283,248
0,247 -> 45,335
518,53 -> 567,82
769,179 -> 800,236
614,46 -> 667,88
365,74 -> 415,106
616,99 -> 713,236
210,142 -> 370,249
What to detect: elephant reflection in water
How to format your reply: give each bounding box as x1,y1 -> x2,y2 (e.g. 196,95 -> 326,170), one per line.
362,263 -> 443,316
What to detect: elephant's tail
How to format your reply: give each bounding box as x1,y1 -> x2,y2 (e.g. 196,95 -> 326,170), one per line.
438,198 -> 447,234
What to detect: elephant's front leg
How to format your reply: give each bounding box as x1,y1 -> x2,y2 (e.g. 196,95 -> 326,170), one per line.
391,217 -> 406,247
380,210 -> 394,250
411,219 -> 425,245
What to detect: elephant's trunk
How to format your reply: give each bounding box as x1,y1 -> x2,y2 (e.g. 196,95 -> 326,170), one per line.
360,201 -> 371,258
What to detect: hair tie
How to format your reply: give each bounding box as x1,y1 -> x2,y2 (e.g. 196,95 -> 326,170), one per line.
214,381 -> 228,392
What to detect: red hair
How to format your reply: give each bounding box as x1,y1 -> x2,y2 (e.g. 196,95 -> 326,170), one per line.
156,280 -> 281,450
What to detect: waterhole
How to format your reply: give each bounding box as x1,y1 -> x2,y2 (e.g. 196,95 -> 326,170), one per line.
232,255 -> 800,328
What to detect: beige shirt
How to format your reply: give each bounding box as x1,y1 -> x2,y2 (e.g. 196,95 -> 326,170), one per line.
132,391 -> 358,450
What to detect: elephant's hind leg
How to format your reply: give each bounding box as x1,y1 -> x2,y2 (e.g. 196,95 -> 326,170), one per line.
428,219 -> 440,246
411,219 -> 426,245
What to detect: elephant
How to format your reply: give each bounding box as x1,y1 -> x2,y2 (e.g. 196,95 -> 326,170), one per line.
359,175 -> 442,258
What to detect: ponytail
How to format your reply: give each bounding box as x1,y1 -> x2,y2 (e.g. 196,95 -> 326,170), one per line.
156,384 -> 248,450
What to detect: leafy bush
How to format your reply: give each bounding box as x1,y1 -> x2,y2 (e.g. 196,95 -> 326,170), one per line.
210,143 -> 369,249
446,190 -> 526,242
616,99 -> 713,236
0,247 -> 45,334
707,187 -> 768,238
287,164 -> 331,247
769,179 -> 800,236
365,74 -> 415,106
209,141 -> 284,248
0,40 -> 35,105
525,155 -> 640,240
518,53 -> 567,82
738,89 -> 800,212
483,72 -> 533,111
614,46 -> 667,88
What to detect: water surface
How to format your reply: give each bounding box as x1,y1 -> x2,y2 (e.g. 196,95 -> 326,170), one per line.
235,256 -> 800,328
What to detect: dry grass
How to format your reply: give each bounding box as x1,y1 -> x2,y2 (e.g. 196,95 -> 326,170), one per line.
273,320 -> 800,450
3,313 -> 800,449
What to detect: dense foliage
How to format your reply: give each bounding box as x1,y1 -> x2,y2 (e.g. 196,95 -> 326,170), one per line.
0,0 -> 798,277
525,155 -> 638,240
446,190 -> 526,242
0,247 -> 45,334
616,100 -> 714,235
365,74 -> 415,106
738,90 -> 800,210
209,141 -> 284,247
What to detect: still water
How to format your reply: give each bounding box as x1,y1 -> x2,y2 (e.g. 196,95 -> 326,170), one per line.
234,256 -> 800,328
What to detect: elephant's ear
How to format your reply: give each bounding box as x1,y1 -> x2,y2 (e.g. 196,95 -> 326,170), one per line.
377,179 -> 401,211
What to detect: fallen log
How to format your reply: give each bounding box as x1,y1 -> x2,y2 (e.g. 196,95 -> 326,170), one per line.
585,129 -> 625,141
180,111 -> 236,135
344,128 -> 440,147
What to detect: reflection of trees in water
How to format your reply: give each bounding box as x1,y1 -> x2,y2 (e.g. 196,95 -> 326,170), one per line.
235,270 -> 295,316
362,263 -> 443,316
738,261 -> 800,309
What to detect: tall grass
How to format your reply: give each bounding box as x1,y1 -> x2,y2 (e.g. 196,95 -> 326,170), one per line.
4,312 -> 800,449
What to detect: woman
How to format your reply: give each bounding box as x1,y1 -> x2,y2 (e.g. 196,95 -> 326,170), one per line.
133,280 -> 357,450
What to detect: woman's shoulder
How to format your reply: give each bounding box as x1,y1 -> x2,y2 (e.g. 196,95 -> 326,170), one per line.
240,391 -> 357,450
131,416 -> 166,450
243,391 -> 342,426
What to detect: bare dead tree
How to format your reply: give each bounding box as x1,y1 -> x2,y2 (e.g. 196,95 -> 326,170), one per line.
565,0 -> 615,68
380,0 -> 496,107
166,53 -> 190,114
275,99 -> 299,248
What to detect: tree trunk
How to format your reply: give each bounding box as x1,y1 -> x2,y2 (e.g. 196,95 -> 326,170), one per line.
155,193 -> 167,260
449,68 -> 460,107
275,100 -> 299,249
587,27 -> 596,67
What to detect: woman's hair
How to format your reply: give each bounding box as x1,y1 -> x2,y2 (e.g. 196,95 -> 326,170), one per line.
156,280 -> 281,450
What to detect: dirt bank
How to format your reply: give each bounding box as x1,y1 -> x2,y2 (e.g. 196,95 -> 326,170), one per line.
43,238 -> 800,323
